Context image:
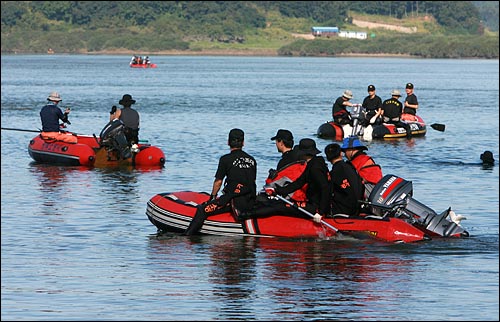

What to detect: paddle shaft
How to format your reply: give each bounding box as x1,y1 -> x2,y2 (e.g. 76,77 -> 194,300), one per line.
1,127 -> 40,133
274,194 -> 338,232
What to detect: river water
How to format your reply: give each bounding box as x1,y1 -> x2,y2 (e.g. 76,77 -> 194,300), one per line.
1,55 -> 498,321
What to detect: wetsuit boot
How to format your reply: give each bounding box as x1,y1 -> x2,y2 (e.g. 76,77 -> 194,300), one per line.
184,206 -> 207,236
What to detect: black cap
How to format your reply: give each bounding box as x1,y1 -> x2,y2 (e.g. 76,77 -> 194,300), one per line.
228,128 -> 244,141
296,138 -> 320,156
271,129 -> 293,141
406,83 -> 414,89
367,85 -> 376,91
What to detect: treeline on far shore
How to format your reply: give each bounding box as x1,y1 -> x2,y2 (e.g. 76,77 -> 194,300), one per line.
2,28 -> 498,59
279,34 -> 499,59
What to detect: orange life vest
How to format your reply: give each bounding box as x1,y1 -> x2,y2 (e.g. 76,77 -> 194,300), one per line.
265,160 -> 308,202
350,153 -> 383,185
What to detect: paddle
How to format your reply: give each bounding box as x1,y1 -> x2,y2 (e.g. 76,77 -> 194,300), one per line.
273,194 -> 339,233
1,127 -> 41,133
1,126 -> 79,136
430,123 -> 445,132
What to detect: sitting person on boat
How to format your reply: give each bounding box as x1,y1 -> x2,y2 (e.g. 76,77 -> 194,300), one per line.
332,90 -> 356,125
185,129 -> 257,235
361,84 -> 383,126
241,139 -> 330,224
341,136 -> 383,185
269,129 -> 299,172
110,94 -> 140,147
39,91 -> 77,144
130,55 -> 138,65
381,89 -> 412,139
325,143 -> 365,216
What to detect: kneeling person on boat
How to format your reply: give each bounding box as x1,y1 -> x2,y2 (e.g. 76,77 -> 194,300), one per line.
382,89 -> 412,139
241,138 -> 330,224
40,91 -> 77,144
184,128 -> 257,235
325,143 -> 365,216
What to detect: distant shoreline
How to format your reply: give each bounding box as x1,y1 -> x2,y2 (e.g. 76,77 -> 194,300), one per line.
3,48 -> 417,58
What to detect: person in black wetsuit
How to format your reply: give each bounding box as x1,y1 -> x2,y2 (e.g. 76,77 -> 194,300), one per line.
324,143 -> 365,216
184,128 -> 257,235
382,89 -> 412,139
270,129 -> 298,170
264,138 -> 331,223
332,90 -> 356,125
403,82 -> 419,115
362,84 -> 383,126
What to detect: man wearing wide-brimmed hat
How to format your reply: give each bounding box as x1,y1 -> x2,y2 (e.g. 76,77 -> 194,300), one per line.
332,89 -> 357,125
110,94 -> 140,145
382,89 -> 412,138
40,91 -> 77,143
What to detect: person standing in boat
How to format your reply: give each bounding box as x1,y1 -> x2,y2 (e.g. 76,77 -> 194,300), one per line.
403,83 -> 419,115
341,135 -> 383,185
39,91 -> 77,144
332,90 -> 356,125
110,94 -> 140,147
184,128 -> 257,236
381,89 -> 412,139
324,143 -> 365,216
361,84 -> 383,126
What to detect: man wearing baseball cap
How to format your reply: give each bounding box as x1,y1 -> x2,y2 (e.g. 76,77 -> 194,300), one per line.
184,128 -> 257,235
270,129 -> 298,170
404,83 -> 419,115
362,84 -> 383,125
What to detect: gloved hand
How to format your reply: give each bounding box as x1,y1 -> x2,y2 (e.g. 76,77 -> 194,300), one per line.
110,105 -> 117,114
210,194 -> 217,201
312,213 -> 322,223
264,185 -> 276,196
268,168 -> 277,180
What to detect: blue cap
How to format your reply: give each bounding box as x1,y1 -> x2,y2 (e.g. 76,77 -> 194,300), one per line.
341,135 -> 367,151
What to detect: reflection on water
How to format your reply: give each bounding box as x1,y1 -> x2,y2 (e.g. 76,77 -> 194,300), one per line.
2,56 -> 498,321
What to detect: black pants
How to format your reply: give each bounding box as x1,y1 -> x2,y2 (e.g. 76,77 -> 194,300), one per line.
244,195 -> 314,220
184,193 -> 255,236
124,127 -> 139,145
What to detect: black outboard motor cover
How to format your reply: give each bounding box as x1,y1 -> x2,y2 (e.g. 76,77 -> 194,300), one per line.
368,174 -> 413,216
99,119 -> 132,159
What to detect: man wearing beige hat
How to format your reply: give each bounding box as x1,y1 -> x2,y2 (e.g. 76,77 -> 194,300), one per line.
40,91 -> 77,143
332,89 -> 356,125
382,89 -> 412,138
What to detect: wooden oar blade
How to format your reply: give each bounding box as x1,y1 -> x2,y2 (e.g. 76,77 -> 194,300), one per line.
430,123 -> 445,132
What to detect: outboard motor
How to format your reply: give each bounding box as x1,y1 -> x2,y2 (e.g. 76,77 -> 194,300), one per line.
99,119 -> 132,159
365,174 -> 413,218
404,198 -> 469,238
366,174 -> 469,238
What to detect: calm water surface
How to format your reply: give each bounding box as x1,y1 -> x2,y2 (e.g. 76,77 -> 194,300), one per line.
1,55 -> 499,321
